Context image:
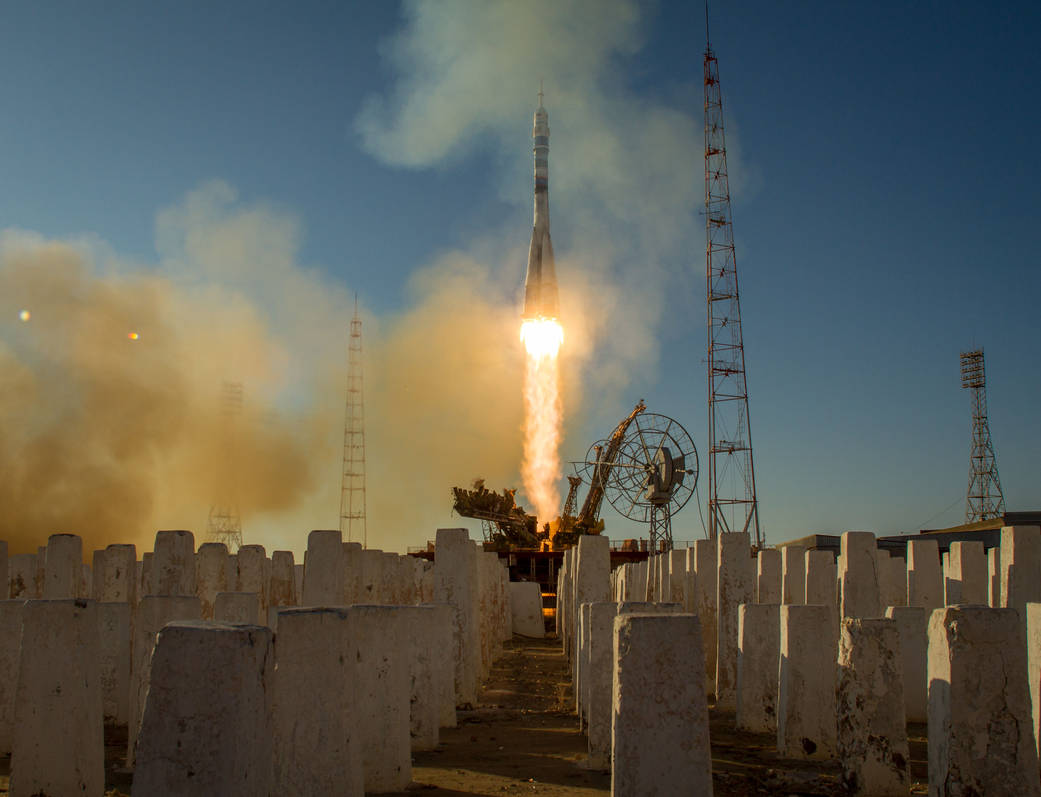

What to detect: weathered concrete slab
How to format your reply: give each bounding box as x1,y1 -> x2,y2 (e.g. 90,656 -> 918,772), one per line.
213,591 -> 262,624
434,529 -> 479,706
43,533 -> 82,599
837,618 -> 910,795
1027,603 -> 1041,761
195,542 -> 228,620
235,544 -> 268,617
98,543 -> 137,603
736,603 -> 780,733
271,607 -> 362,796
10,599 -> 103,797
691,540 -> 717,684
804,549 -> 836,609
782,545 -> 806,605
757,549 -> 782,604
403,605 -> 442,752
1000,525 -> 1041,613
152,530 -> 196,596
302,529 -> 343,606
777,604 -> 837,759
988,546 -> 1000,607
132,622 -> 273,797
421,602 -> 457,729
0,600 -> 25,754
716,532 -> 754,709
612,613 -> 711,796
7,554 -> 37,599
269,550 -> 296,608
509,581 -> 544,637
928,606 -> 1040,797
98,601 -> 131,725
342,541 -> 362,604
840,531 -> 881,619
885,605 -> 928,724
945,540 -> 987,605
906,539 -> 942,609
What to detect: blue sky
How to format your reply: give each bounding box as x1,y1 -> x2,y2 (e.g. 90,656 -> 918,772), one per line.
1,1 -> 1038,553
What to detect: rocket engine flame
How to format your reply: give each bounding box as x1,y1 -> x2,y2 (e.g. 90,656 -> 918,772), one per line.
521,317 -> 563,525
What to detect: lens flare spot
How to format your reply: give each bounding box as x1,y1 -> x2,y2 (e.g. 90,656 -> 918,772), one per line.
18,310 -> 30,322
127,331 -> 140,340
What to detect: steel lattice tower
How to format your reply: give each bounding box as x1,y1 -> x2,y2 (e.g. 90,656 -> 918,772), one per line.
704,33 -> 762,548
960,349 -> 1005,522
207,381 -> 243,552
340,297 -> 367,546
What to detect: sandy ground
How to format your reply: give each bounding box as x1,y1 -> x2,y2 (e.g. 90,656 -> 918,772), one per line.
0,635 -> 930,795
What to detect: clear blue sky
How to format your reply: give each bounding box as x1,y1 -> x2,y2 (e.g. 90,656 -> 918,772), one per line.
1,1 -> 1038,549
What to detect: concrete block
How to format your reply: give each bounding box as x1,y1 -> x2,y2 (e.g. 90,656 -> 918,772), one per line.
578,601 -> 592,720
403,605 -> 442,752
43,533 -> 82,599
128,595 -> 201,766
0,600 -> 25,754
946,540 -> 987,605
352,605 -> 412,793
381,551 -> 402,604
132,621 -> 273,797
840,531 -> 881,619
716,532 -> 754,709
782,545 -> 806,604
927,605 -> 1040,797
195,542 -> 229,619
98,543 -> 137,603
8,554 -> 38,599
876,550 -> 905,610
342,541 -> 362,603
422,602 -> 457,729
434,529 -> 479,706
152,530 -> 196,596
35,546 -> 46,597
1027,603 -> 1041,761
98,601 -> 131,725
777,604 -> 837,759
667,548 -> 686,604
302,529 -> 343,606
0,540 -> 6,600
907,539 -> 943,609
988,545 -> 1000,607
269,550 -> 296,607
214,591 -> 262,624
757,548 -> 782,604
837,618 -> 910,795
736,603 -> 780,732
294,563 -> 304,603
140,551 -> 153,597
235,544 -> 268,616
574,535 -> 610,647
10,599 -> 103,797
510,581 -> 545,637
885,605 -> 928,724
271,607 -> 362,796
1001,525 -> 1041,613
612,613 -> 711,796
360,548 -> 384,602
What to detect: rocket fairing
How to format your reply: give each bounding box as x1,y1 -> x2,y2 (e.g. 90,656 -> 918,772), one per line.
522,88 -> 559,321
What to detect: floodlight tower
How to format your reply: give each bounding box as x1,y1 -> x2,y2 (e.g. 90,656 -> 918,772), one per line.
340,297 -> 367,546
960,349 -> 1005,522
207,381 -> 244,552
704,24 -> 762,548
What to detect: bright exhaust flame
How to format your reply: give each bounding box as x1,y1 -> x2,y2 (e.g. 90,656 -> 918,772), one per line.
520,317 -> 563,524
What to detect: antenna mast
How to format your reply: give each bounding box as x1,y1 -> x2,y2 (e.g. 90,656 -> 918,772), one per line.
207,380 -> 244,552
960,349 -> 1005,522
704,27 -> 763,547
340,297 -> 368,546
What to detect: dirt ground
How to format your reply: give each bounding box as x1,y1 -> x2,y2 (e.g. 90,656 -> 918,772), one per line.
0,635 -> 931,796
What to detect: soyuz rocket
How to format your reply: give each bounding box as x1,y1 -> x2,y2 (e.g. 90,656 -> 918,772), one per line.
522,87 -> 559,320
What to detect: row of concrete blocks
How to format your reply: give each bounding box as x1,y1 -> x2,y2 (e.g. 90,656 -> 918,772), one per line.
0,598 -> 457,796
2,530 -> 437,617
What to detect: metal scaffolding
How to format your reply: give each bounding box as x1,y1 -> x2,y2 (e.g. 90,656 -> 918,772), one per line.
340,297 -> 367,546
207,380 -> 243,553
960,349 -> 1005,522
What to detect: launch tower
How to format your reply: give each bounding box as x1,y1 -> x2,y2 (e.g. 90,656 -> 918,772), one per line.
960,349 -> 1005,522
207,381 -> 244,552
340,297 -> 367,546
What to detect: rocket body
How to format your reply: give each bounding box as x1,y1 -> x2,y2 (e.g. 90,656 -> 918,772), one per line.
522,91 -> 559,320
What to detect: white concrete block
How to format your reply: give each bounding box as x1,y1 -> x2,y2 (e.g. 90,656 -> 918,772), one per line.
837,617 -> 910,795
403,605 -> 442,752
667,548 -> 686,604
574,535 -> 611,645
422,602 -> 457,729
928,605 -> 1040,797
98,601 -> 131,725
302,529 -> 343,606
0,600 -> 25,754
578,601 -> 592,720
510,581 -> 545,637
691,540 -> 717,683
885,605 -> 928,724
434,529 -> 479,706
8,554 -> 38,599
907,539 -> 943,609
352,605 -> 412,793
782,545 -> 806,604
612,613 -> 711,796
736,603 -> 780,732
214,591 -> 262,624
152,530 -> 196,596
271,607 -> 362,796
876,550 -> 905,610
269,550 -> 296,607
235,544 -> 268,616
757,548 -> 782,604
128,595 -> 201,766
988,545 -> 1000,607
195,542 -> 228,619
132,621 -> 273,797
10,599 -> 103,797
1001,525 -> 1041,613
1027,603 -> 1041,762
777,604 -> 837,759
946,540 -> 987,605
98,543 -> 137,603
43,533 -> 82,599
840,531 -> 881,619
716,532 -> 754,709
